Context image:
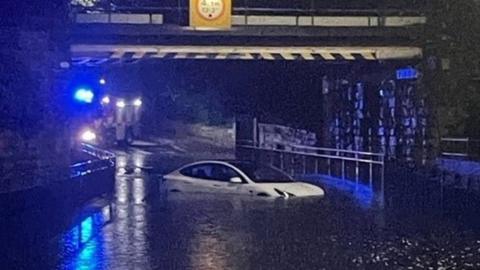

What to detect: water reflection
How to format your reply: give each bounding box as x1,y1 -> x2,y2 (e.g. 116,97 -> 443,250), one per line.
55,152 -> 480,270
133,177 -> 145,204
189,224 -> 229,270
115,176 -> 129,204
115,150 -> 148,176
303,175 -> 376,208
99,166 -> 153,269
61,205 -> 112,270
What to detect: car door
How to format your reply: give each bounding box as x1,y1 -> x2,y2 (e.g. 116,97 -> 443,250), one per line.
208,164 -> 246,194
177,164 -> 218,193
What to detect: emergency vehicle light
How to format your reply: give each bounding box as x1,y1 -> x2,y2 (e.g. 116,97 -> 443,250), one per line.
74,88 -> 94,103
80,130 -> 96,142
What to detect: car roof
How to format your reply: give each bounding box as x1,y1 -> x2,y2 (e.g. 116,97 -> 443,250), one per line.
179,160 -> 258,167
193,160 -> 256,166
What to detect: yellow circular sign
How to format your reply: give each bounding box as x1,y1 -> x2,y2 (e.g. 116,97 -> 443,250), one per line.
197,0 -> 225,21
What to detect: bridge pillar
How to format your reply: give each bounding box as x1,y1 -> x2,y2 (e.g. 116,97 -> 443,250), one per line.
0,4 -> 71,194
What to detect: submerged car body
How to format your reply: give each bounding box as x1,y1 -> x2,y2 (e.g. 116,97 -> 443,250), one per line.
161,160 -> 325,198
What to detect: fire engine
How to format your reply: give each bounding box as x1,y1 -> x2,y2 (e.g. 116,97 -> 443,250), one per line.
76,93 -> 143,147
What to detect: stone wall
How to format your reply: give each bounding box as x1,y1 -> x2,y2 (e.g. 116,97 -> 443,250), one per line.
0,11 -> 71,193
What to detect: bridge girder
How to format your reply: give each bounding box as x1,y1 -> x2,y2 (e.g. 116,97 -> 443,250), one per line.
71,44 -> 422,66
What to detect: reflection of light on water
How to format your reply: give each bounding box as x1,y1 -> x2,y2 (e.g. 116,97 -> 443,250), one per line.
80,217 -> 93,244
117,154 -> 127,175
133,154 -> 145,169
304,175 -> 375,208
118,168 -> 127,175
117,155 -> 127,169
133,205 -> 148,261
110,194 -> 150,265
75,239 -> 99,270
102,205 -> 111,221
189,224 -> 228,270
116,152 -> 147,175
133,178 -> 145,204
116,177 -> 129,204
62,205 -> 112,270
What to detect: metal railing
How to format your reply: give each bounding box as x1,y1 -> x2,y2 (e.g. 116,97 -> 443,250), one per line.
440,138 -> 480,161
71,0 -> 426,25
70,143 -> 116,178
72,0 -> 427,13
238,144 -> 385,199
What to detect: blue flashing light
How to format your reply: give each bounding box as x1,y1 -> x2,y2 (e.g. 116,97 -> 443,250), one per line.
396,67 -> 418,80
74,88 -> 95,103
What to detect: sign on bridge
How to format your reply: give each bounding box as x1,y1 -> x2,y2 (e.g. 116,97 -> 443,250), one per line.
190,0 -> 231,29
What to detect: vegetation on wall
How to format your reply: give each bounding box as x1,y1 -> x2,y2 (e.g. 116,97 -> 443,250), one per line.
427,0 -> 480,139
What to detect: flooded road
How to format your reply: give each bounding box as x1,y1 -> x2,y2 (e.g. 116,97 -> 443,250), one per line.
4,148 -> 480,269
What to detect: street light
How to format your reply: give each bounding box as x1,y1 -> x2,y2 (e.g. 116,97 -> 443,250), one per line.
99,78 -> 106,85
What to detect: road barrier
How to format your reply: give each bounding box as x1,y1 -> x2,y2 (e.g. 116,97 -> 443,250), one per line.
440,138 -> 480,161
238,144 -> 385,203
70,143 -> 116,178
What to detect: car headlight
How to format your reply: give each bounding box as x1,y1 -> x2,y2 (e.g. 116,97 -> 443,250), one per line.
133,98 -> 142,107
116,100 -> 126,108
101,96 -> 110,105
80,130 -> 96,142
274,188 -> 295,198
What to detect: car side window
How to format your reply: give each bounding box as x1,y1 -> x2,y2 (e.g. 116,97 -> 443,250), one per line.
180,164 -> 242,182
179,167 -> 194,177
180,164 -> 213,179
210,164 -> 242,182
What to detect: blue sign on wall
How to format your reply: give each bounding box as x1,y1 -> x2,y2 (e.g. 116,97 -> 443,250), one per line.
396,67 -> 418,80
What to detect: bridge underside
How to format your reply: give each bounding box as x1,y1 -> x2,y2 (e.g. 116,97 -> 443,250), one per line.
71,44 -> 422,66
71,12 -> 425,66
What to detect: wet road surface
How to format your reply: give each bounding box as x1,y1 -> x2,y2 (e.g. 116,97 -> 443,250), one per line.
4,147 -> 480,269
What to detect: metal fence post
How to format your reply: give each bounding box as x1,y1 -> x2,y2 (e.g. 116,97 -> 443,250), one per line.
341,159 -> 345,180
315,158 -> 319,174
379,156 -> 385,208
369,161 -> 373,188
280,152 -> 284,170
177,0 -> 181,25
328,158 -> 331,176
303,156 -> 307,175
466,138 -> 470,158
355,153 -> 359,184
290,154 -> 295,176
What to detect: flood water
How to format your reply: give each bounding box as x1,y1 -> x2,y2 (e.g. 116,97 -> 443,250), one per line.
3,150 -> 480,270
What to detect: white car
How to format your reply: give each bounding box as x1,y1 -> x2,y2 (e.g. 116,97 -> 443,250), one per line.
161,160 -> 325,198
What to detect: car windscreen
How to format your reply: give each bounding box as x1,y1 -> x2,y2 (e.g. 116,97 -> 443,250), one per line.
231,163 -> 293,183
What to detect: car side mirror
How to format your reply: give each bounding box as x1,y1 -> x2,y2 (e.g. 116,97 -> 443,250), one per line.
229,177 -> 243,184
